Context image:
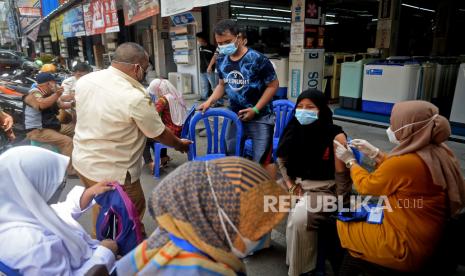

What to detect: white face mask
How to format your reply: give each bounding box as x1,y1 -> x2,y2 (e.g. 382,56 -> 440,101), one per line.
387,114 -> 438,145
205,162 -> 267,258
386,127 -> 400,145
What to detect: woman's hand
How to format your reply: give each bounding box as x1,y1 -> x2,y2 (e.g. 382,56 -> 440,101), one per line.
334,140 -> 356,166
287,180 -> 303,196
349,139 -> 380,159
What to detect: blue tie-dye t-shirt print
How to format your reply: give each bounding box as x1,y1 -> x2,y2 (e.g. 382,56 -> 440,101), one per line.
217,49 -> 277,115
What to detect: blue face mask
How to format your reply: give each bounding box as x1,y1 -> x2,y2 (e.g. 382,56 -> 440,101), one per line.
295,109 -> 318,125
218,39 -> 238,56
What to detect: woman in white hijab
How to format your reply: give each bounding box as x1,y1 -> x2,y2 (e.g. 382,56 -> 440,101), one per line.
145,79 -> 187,170
0,146 -> 117,275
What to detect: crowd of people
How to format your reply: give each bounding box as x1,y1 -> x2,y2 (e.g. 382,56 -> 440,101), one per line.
0,19 -> 464,276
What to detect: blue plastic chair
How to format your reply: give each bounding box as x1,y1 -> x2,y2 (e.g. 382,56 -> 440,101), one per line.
243,100 -> 295,159
189,108 -> 243,161
152,105 -> 196,178
0,260 -> 20,276
30,140 -> 60,153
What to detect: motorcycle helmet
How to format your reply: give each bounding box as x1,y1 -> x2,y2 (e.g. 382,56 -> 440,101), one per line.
40,63 -> 56,73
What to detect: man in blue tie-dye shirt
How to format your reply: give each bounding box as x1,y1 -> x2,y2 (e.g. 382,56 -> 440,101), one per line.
198,19 -> 279,177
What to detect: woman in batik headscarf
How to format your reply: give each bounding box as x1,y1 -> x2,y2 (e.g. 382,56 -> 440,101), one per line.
116,157 -> 287,275
335,100 -> 465,273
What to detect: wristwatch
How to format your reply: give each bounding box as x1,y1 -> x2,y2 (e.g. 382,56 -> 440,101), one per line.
346,160 -> 356,169
288,184 -> 298,194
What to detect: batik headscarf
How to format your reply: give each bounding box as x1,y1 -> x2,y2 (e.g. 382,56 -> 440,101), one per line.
116,157 -> 287,275
147,79 -> 187,126
389,100 -> 465,217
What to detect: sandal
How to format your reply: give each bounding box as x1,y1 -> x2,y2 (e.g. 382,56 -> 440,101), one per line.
160,156 -> 172,168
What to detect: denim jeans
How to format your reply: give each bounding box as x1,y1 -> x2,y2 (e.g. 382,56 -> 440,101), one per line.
200,72 -> 217,100
225,113 -> 275,164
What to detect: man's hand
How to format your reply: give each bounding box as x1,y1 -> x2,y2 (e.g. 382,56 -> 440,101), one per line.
207,66 -> 213,73
54,86 -> 64,97
197,100 -> 211,114
2,113 -> 14,131
175,138 -> 192,153
238,108 -> 256,122
6,130 -> 15,142
101,239 -> 118,256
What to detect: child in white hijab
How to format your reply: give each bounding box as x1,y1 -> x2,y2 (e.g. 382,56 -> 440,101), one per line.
0,146 -> 117,275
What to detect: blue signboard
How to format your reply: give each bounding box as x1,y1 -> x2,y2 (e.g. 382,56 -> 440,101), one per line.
63,5 -> 86,38
171,12 -> 195,26
41,0 -> 59,17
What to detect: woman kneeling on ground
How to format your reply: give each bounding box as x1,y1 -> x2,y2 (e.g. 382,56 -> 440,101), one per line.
0,146 -> 118,275
335,100 -> 465,273
116,157 -> 287,275
276,89 -> 352,276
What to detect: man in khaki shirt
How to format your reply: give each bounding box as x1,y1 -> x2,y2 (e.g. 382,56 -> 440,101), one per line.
73,43 -> 190,234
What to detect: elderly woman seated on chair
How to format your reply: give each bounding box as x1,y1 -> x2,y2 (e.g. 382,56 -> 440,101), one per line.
0,146 -> 118,275
144,79 -> 187,171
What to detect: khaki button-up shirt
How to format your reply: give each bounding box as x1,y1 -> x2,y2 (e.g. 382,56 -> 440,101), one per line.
73,66 -> 165,184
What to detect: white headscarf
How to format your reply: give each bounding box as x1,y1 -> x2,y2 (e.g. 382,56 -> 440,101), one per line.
0,146 -> 92,268
147,79 -> 187,127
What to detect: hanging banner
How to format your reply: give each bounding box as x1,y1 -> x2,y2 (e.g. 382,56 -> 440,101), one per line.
123,0 -> 159,25
63,5 -> 86,38
160,0 -> 228,17
50,17 -> 58,41
18,0 -> 41,35
27,25 -> 40,41
56,14 -> 65,41
83,0 -> 119,35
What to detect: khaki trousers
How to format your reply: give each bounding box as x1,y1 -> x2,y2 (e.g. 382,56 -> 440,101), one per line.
78,173 -> 146,238
26,124 -> 75,157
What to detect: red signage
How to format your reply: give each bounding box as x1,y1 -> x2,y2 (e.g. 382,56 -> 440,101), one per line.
123,0 -> 159,26
18,7 -> 41,16
83,0 -> 119,35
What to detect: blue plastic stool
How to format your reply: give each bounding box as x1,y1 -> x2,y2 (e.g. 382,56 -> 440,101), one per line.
30,140 -> 60,153
153,105 -> 197,178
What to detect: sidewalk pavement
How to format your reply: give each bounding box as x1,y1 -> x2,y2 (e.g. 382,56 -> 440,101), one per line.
63,95 -> 465,275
